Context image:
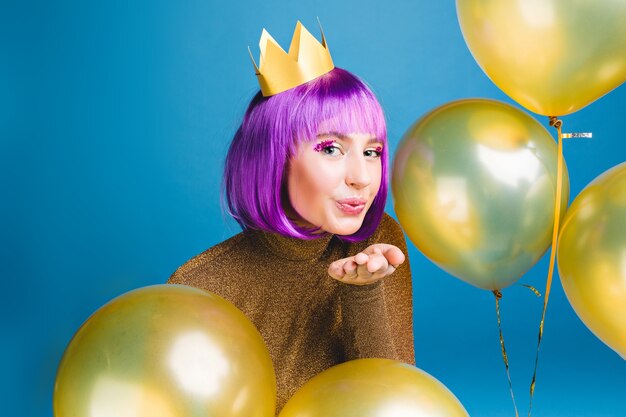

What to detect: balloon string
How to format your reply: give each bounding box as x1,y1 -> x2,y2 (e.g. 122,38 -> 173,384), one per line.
519,284 -> 542,298
493,290 -> 519,417
527,116 -> 564,417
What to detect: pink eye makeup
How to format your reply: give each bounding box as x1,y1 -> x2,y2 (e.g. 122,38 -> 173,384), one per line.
313,140 -> 335,152
363,145 -> 383,158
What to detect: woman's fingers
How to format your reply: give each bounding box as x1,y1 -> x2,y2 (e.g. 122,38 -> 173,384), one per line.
365,244 -> 405,267
369,252 -> 388,273
382,245 -> 405,267
328,259 -> 356,280
328,244 -> 403,285
353,252 -> 369,265
329,261 -> 345,279
343,260 -> 358,279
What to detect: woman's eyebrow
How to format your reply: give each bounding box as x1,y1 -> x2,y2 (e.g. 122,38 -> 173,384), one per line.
316,131 -> 346,140
316,132 -> 381,144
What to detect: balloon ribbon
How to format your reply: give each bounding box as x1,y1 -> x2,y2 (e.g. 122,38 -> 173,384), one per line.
527,116 -> 565,416
493,290 -> 519,417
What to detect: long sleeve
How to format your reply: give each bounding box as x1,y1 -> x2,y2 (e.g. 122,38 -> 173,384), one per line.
339,280 -> 396,360
339,213 -> 415,365
384,220 -> 415,365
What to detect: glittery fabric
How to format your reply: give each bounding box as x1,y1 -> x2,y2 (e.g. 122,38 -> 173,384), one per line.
168,213 -> 415,414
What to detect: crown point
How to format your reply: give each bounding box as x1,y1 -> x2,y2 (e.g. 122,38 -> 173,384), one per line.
316,18 -> 328,47
248,46 -> 259,74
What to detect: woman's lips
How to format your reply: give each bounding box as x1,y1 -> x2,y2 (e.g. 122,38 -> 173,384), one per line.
335,198 -> 366,215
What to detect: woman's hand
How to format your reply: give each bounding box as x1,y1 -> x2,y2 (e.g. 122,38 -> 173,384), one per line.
328,244 -> 406,285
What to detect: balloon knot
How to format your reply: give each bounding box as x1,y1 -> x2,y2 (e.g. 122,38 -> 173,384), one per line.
548,116 -> 562,129
493,290 -> 503,299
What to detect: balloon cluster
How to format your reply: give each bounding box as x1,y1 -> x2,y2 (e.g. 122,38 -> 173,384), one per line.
456,0 -> 626,356
391,0 -> 626,388
54,285 -> 470,416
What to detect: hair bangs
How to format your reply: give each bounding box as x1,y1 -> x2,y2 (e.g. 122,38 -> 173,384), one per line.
289,71 -> 387,148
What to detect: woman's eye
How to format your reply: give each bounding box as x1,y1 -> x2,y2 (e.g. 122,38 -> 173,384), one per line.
322,145 -> 341,156
314,140 -> 342,156
364,147 -> 383,158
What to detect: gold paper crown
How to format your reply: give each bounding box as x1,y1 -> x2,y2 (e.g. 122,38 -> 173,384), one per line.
249,20 -> 335,97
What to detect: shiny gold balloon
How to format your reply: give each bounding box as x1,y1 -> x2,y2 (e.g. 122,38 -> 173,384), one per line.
558,162 -> 626,359
457,0 -> 626,116
278,359 -> 468,417
392,99 -> 569,290
54,284 -> 276,417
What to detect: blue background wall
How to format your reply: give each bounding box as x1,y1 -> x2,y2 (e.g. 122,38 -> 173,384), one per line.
2,1 -> 625,416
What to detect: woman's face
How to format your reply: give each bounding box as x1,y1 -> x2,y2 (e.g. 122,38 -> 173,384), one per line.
286,131 -> 383,235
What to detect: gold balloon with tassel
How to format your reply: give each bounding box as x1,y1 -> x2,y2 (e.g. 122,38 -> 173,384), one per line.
278,359 -> 469,417
392,98 -> 569,290
558,161 -> 626,359
54,284 -> 276,417
456,0 -> 626,116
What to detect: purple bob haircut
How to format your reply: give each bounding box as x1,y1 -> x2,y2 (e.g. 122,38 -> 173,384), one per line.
223,67 -> 388,242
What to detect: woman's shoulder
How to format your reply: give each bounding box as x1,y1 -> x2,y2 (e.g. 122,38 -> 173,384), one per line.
168,231 -> 252,284
370,212 -> 406,245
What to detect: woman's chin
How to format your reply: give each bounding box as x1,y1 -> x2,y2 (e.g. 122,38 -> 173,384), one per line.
322,218 -> 364,236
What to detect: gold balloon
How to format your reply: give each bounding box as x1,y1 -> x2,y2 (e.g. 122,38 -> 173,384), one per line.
278,359 -> 468,417
457,0 -> 626,116
558,162 -> 626,359
392,99 -> 569,290
54,284 -> 276,417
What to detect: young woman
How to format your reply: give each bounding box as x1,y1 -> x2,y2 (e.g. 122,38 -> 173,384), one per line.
168,22 -> 414,413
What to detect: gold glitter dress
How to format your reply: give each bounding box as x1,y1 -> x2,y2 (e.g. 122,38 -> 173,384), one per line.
168,213 -> 415,413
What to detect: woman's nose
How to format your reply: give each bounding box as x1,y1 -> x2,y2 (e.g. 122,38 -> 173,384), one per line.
345,153 -> 371,189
